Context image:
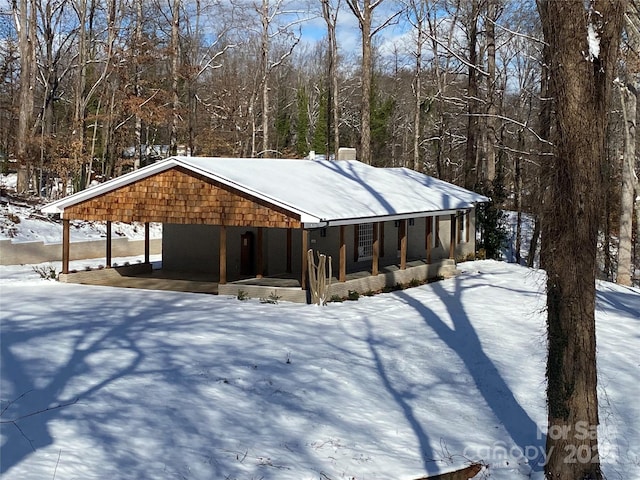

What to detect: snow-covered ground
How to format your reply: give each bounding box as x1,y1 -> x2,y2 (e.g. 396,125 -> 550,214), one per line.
1,173 -> 161,243
1,258 -> 638,480
1,172 -> 639,478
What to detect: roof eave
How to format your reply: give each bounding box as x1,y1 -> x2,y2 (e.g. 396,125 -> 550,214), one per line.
303,207 -> 477,229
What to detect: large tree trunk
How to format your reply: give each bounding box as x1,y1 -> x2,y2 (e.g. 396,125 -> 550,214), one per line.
169,0 -> 180,156
484,0 -> 497,184
14,0 -> 36,193
134,0 -> 143,169
537,1 -> 625,479
407,0 -> 426,172
321,0 -> 340,160
463,0 -> 479,189
616,82 -> 637,286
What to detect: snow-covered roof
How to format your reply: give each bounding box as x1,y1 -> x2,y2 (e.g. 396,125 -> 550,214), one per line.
42,156 -> 489,226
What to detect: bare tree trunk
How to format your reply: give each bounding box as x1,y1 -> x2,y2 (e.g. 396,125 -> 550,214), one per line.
260,0 -> 270,157
72,0 -> 88,192
406,0 -> 426,172
537,1 -> 626,478
616,82 -> 637,286
169,0 -> 180,156
14,0 -> 36,193
463,0 -> 479,189
484,0 -> 497,183
134,0 -> 143,168
515,154 -> 522,264
345,0 -> 373,165
321,0 -> 340,160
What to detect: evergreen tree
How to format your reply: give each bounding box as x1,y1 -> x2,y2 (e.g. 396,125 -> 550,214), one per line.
475,161 -> 508,259
311,89 -> 328,154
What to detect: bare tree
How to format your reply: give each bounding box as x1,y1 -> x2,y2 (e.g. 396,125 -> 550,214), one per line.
463,0 -> 480,189
345,0 -> 400,165
616,80 -> 637,286
616,1 -> 640,285
537,0 -> 626,478
13,0 -> 36,193
482,0 -> 498,184
169,0 -> 180,156
404,0 -> 428,172
251,0 -> 306,157
321,0 -> 340,160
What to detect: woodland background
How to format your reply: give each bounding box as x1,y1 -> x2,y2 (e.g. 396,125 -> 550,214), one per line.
0,0 -> 638,284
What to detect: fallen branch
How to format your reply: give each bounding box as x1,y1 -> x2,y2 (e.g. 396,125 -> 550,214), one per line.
413,462 -> 485,480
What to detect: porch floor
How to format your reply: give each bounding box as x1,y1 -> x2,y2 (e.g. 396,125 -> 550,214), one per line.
60,258 -> 455,300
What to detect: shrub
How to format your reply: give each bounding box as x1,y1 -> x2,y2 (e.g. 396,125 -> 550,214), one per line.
260,291 -> 281,304
329,294 -> 343,303
237,290 -> 249,301
32,264 -> 57,280
347,290 -> 360,301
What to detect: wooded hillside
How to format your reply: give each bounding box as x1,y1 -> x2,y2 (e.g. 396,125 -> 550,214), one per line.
0,0 -> 638,283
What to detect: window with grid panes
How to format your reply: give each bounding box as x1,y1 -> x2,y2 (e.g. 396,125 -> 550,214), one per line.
357,223 -> 374,260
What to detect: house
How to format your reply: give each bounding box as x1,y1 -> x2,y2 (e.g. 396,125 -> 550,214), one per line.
42,156 -> 489,302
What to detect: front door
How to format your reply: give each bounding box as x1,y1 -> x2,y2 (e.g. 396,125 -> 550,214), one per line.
240,231 -> 255,276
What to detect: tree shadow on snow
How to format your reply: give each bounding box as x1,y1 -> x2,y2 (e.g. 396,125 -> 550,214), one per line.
394,277 -> 545,473
363,318 -> 437,474
0,286 -> 201,476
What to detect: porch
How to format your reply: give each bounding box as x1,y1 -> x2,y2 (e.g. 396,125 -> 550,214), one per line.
58,258 -> 457,302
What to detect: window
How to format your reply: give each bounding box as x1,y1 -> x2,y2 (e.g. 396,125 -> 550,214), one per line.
357,223 -> 374,260
458,211 -> 468,244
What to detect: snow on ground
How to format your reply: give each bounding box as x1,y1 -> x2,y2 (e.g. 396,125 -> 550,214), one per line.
1,259 -> 638,480
1,174 -> 161,243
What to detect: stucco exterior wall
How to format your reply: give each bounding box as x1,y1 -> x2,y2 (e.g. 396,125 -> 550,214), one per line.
0,237 -> 162,265
162,208 -> 478,280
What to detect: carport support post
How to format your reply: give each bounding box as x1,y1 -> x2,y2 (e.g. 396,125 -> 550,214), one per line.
301,228 -> 308,290
219,225 -> 227,285
144,222 -> 150,264
372,222 -> 379,276
400,219 -> 407,270
426,216 -> 432,264
449,213 -> 456,259
62,218 -> 70,274
339,225 -> 346,282
106,221 -> 112,267
286,228 -> 292,273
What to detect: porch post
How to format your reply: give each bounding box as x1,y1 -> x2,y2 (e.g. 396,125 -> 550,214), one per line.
286,228 -> 292,273
219,225 -> 227,285
144,222 -> 150,264
339,225 -> 346,282
106,220 -> 112,268
449,213 -> 456,259
372,222 -> 379,276
256,227 -> 264,278
62,218 -> 70,274
400,219 -> 407,270
301,228 -> 308,290
466,211 -> 471,243
426,216 -> 432,264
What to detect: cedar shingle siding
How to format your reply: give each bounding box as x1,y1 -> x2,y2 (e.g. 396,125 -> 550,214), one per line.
64,167 -> 301,228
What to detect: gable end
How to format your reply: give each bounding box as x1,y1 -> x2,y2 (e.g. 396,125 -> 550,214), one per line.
63,167 -> 302,228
